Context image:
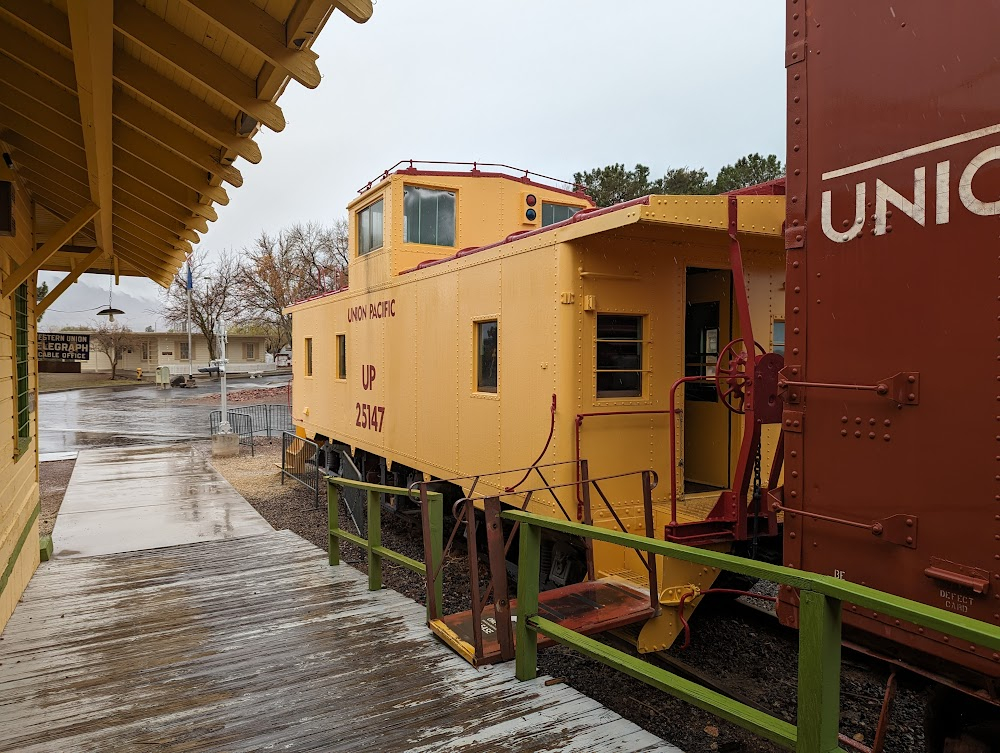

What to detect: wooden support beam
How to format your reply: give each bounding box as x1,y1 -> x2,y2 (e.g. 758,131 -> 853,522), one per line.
178,0 -> 322,89
0,82 -> 83,149
67,0 -> 115,260
113,200 -> 200,245
0,12 -> 76,93
112,56 -> 262,164
5,134 -> 90,188
113,0 -> 285,132
113,169 -> 217,223
113,120 -> 239,194
113,145 -> 229,210
35,245 -> 106,316
110,234 -> 179,284
112,213 -> 191,259
113,93 -> 242,184
0,120 -> 87,175
27,191 -> 97,245
332,0 -> 375,25
1,202 -> 98,297
0,51 -> 79,119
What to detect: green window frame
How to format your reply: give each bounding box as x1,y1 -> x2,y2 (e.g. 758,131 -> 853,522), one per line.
541,202 -> 581,227
14,282 -> 30,457
358,198 -> 384,256
403,186 -> 456,247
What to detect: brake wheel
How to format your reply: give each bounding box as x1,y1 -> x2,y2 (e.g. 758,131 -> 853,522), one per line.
715,339 -> 765,414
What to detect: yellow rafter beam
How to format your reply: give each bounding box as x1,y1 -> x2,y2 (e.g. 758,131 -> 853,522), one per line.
112,55 -> 261,164
114,169 -> 217,223
36,245 -> 106,316
1,201 -> 98,297
178,0 -> 321,88
66,0 -> 114,263
113,0 -> 285,132
113,120 -> 239,194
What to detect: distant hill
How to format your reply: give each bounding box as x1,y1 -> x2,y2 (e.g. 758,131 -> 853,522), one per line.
37,273 -> 164,332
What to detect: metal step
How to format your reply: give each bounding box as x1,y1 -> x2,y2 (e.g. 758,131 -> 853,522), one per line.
429,577 -> 656,666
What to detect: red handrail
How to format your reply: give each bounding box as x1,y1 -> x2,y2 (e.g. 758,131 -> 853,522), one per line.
668,376 -> 716,526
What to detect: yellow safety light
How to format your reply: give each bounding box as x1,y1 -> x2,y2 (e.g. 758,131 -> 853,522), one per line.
522,192 -> 540,226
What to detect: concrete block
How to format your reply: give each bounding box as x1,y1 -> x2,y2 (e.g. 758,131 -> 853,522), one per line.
212,433 -> 240,458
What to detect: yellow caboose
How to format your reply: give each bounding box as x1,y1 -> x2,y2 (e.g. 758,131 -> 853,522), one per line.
288,162 -> 786,655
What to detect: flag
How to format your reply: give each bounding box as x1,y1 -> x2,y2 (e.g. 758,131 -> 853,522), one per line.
186,263 -> 193,290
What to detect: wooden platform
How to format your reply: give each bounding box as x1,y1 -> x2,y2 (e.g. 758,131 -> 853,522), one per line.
0,530 -> 676,752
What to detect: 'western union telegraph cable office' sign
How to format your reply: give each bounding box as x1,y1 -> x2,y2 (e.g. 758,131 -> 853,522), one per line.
38,333 -> 90,361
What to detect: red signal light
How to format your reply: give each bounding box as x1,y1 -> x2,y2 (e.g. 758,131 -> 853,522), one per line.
525,194 -> 537,207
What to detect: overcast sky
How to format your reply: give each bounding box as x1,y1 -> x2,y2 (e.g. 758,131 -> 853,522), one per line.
41,1 -> 786,329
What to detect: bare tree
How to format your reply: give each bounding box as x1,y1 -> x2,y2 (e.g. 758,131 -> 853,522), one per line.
236,221 -> 349,353
92,323 -> 138,380
161,251 -> 241,362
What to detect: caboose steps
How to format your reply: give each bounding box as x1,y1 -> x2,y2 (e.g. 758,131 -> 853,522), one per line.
430,577 -> 654,667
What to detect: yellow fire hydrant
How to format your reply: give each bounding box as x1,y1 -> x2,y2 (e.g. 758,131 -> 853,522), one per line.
136,367 -> 143,381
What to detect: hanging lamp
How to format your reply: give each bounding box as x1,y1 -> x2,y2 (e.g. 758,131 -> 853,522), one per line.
96,278 -> 125,322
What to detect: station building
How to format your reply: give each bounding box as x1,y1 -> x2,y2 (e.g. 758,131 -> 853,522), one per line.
0,0 -> 371,631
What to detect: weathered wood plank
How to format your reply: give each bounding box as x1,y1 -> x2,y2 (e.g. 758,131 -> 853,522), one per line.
0,530 -> 675,752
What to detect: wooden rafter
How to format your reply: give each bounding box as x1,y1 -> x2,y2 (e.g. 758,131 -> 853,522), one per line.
178,0 -> 322,89
66,0 -> 114,262
113,0 -> 285,132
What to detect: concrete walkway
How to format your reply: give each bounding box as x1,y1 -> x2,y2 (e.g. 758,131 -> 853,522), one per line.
51,443 -> 273,558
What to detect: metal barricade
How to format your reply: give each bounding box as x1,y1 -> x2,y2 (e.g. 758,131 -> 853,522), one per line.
267,403 -> 293,436
280,431 -> 320,507
209,410 -> 255,456
326,446 -> 366,536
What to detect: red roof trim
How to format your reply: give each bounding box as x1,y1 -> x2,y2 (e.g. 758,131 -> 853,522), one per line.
290,285 -> 349,307
726,177 -> 786,196
400,196 -> 652,275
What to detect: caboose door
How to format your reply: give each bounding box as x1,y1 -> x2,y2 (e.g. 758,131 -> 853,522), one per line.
683,268 -> 735,491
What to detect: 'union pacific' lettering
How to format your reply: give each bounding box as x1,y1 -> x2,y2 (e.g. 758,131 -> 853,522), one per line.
348,299 -> 396,323
821,134 -> 1000,242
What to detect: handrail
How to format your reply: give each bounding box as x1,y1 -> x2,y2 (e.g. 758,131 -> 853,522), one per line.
327,476 -> 445,620
504,509 -> 1000,752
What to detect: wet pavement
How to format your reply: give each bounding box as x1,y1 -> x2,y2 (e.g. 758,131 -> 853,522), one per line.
51,443 -> 274,558
39,374 -> 290,454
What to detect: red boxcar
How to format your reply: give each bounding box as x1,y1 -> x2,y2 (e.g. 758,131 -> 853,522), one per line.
777,0 -> 1000,703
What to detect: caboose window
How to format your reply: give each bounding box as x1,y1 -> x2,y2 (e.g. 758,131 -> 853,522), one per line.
305,337 -> 314,377
336,334 -> 346,380
541,202 -> 580,227
358,198 -> 384,255
596,315 -> 643,398
772,319 -> 785,356
476,320 -> 498,393
403,186 -> 456,247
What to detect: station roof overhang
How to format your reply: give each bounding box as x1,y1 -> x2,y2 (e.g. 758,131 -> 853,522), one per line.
0,0 -> 372,301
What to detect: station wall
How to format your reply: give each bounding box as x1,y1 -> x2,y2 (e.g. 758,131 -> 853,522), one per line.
0,170 -> 40,631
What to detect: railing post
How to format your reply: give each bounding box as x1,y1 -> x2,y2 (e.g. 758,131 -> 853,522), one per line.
579,459 -> 596,581
484,496 -> 515,662
466,499 -> 485,661
280,432 -> 287,485
642,470 -> 660,616
328,480 -> 340,567
796,589 -> 843,753
514,520 -> 541,681
419,485 -> 445,621
367,489 -> 381,590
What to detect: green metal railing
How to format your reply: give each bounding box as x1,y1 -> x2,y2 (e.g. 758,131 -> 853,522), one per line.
504,509 -> 1000,753
327,477 -> 444,617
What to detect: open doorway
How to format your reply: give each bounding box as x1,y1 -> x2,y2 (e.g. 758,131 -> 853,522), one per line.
683,268 -> 734,492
